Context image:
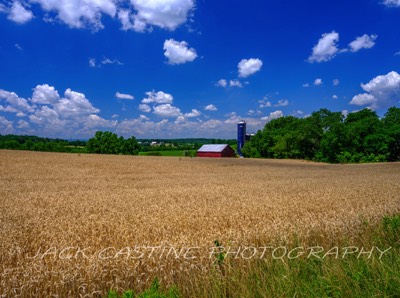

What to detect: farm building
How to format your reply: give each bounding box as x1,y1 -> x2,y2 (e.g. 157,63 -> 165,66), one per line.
196,144 -> 235,158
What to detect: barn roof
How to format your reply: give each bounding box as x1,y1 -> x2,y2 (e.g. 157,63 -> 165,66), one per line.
197,144 -> 230,153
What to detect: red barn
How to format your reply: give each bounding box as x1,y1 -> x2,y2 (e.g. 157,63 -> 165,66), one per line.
196,144 -> 236,158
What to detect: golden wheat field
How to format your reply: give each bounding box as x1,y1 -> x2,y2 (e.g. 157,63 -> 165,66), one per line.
0,150 -> 399,297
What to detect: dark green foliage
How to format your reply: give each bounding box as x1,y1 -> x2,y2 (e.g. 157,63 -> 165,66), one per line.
0,134 -> 86,153
121,136 -> 141,155
107,278 -> 179,298
382,215 -> 400,244
86,131 -> 140,155
213,240 -> 226,266
382,107 -> 400,161
243,107 -> 400,163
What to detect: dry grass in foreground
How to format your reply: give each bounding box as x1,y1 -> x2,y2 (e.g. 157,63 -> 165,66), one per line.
0,150 -> 399,297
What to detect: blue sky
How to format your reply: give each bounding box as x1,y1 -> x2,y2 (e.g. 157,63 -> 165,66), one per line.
0,0 -> 399,139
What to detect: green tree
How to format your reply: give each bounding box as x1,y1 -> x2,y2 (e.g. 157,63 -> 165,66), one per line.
87,131 -> 121,154
22,139 -> 34,150
309,108 -> 343,133
382,106 -> 400,126
317,122 -> 348,163
86,131 -> 140,155
3,140 -> 20,150
241,107 -> 399,163
344,109 -> 381,160
382,107 -> 400,161
120,136 -> 141,155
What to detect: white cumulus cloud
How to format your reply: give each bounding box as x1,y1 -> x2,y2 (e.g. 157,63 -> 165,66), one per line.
84,114 -> 116,129
130,0 -> 194,32
153,104 -> 181,117
216,79 -> 227,88
314,78 -> 323,86
308,31 -> 340,63
229,79 -> 242,87
163,39 -> 197,65
204,104 -> 217,111
0,89 -> 35,113
274,99 -> 289,107
30,0 -> 117,30
0,84 -> 124,137
174,115 -> 187,124
350,94 -> 376,106
261,110 -> 283,122
17,119 -> 30,129
0,116 -> 14,134
238,58 -> 263,78
292,110 -> 304,117
184,109 -> 200,118
115,113 -> 263,139
0,105 -> 19,113
8,1 -> 34,24
142,91 -> 173,104
29,105 -> 63,126
258,97 -> 272,109
117,9 -> 135,31
139,103 -> 151,113
350,71 -> 400,109
5,0 -> 195,32
53,88 -> 100,118
32,84 -> 60,104
115,92 -> 134,100
348,34 -> 377,52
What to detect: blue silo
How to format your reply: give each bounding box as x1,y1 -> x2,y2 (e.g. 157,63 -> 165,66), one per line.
237,121 -> 246,156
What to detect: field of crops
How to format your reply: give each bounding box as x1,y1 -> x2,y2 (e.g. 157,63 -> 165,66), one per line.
0,150 -> 399,297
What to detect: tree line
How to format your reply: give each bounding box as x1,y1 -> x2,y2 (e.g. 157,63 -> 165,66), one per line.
0,135 -> 86,153
242,107 -> 400,163
0,132 -> 140,155
0,132 -> 236,156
